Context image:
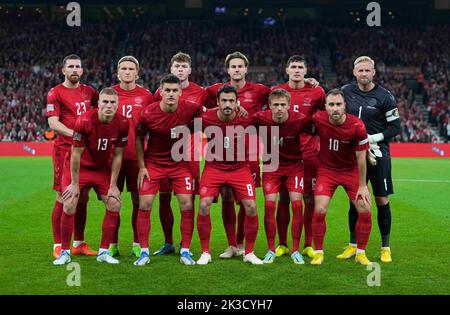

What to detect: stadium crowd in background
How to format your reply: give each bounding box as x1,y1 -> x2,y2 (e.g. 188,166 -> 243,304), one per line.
0,19 -> 448,142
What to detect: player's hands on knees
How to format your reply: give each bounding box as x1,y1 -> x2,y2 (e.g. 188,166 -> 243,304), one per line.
236,106 -> 248,117
356,185 -> 371,207
305,78 -> 320,88
107,185 -> 121,202
137,167 -> 150,190
62,184 -> 80,202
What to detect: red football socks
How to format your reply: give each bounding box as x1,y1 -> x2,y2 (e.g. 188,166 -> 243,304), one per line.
197,213 -> 211,253
291,200 -> 303,253
244,214 -> 259,255
100,210 -> 120,249
276,201 -> 290,246
221,201 -> 237,247
51,201 -> 63,244
356,212 -> 372,250
303,201 -> 314,247
180,209 -> 194,249
264,201 -> 277,252
312,212 -> 327,251
73,202 -> 87,241
137,209 -> 151,248
159,194 -> 174,244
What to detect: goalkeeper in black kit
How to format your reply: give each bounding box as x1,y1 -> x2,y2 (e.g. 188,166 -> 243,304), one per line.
339,56 -> 400,263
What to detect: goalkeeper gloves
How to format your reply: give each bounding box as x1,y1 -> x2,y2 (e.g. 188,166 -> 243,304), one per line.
368,133 -> 384,144
367,148 -> 377,166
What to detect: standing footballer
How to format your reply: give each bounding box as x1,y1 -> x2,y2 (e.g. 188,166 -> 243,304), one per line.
109,56 -> 154,258
311,89 -> 373,266
339,56 -> 400,263
153,52 -> 208,256
53,88 -> 129,265
46,54 -> 98,259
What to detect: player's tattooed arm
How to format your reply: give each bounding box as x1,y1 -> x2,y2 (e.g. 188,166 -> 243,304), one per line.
48,116 -> 74,137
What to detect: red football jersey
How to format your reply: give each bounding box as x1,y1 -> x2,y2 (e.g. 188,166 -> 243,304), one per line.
154,81 -> 208,105
112,84 -> 154,161
136,100 -> 203,167
252,110 -> 310,165
72,109 -> 129,170
206,82 -> 270,116
201,108 -> 254,171
312,111 -> 369,171
272,82 -> 325,160
46,83 -> 99,150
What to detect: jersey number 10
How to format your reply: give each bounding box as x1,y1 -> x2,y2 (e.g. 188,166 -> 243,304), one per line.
329,138 -> 339,151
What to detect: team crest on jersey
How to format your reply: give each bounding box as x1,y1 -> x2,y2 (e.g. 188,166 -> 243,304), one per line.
135,97 -> 142,104
200,187 -> 208,195
303,97 -> 312,106
368,98 -> 377,107
47,104 -> 54,112
264,183 -> 272,191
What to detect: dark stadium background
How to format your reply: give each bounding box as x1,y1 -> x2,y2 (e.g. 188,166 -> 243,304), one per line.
0,0 -> 448,146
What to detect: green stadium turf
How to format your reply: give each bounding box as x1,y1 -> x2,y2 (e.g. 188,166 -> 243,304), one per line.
0,157 -> 449,294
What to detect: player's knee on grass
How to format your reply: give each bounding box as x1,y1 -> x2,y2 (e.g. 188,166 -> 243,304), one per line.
177,194 -> 193,211
355,199 -> 371,214
289,192 -> 303,203
199,199 -> 212,216
63,199 -> 77,215
375,196 -> 389,206
314,202 -> 328,214
139,194 -> 154,211
264,193 -> 277,202
107,196 -> 121,212
242,200 -> 257,216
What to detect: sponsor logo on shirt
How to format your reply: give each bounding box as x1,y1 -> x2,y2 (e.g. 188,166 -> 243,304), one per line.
121,136 -> 128,142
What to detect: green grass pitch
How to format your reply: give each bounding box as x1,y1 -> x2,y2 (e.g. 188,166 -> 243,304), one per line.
0,157 -> 449,294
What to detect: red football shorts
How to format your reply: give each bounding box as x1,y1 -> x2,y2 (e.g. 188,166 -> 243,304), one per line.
52,146 -> 69,192
139,161 -> 194,195
200,165 -> 256,201
62,162 -> 111,196
159,160 -> 200,194
116,159 -> 139,193
314,167 -> 360,200
263,161 -> 304,195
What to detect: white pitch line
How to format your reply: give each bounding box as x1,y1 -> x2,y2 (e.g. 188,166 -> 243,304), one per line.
395,179 -> 450,183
